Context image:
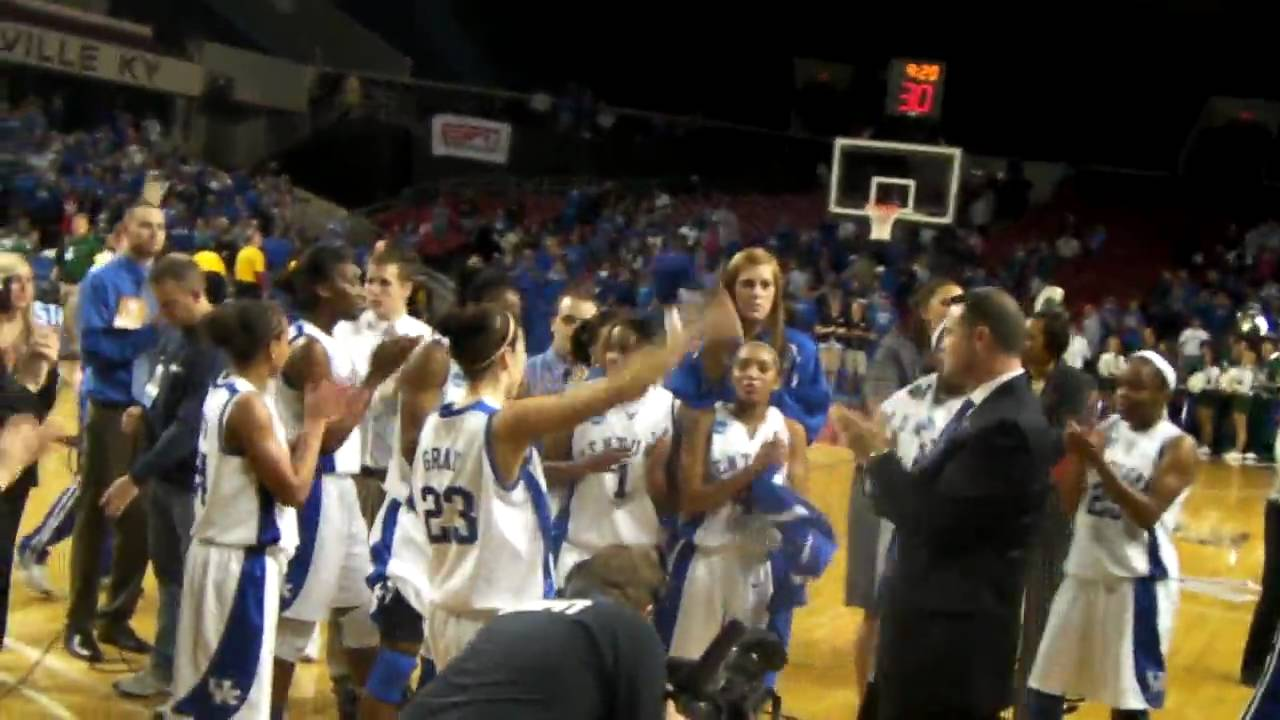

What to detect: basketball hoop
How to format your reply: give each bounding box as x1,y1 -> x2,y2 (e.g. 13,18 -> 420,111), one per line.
867,202 -> 901,242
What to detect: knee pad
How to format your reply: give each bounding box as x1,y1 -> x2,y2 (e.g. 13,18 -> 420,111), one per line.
335,605 -> 380,649
274,617 -> 319,663
365,648 -> 417,705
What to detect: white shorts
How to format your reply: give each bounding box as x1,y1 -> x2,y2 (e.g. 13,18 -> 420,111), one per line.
424,605 -> 491,670
171,543 -> 285,720
282,475 -> 374,622
556,541 -> 592,588
1029,575 -> 1179,710
666,541 -> 773,660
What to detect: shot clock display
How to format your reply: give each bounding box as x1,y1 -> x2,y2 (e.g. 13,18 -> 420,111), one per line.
886,59 -> 945,120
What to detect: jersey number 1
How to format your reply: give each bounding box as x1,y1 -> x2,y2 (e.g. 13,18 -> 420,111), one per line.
612,463 -> 630,501
422,486 -> 479,545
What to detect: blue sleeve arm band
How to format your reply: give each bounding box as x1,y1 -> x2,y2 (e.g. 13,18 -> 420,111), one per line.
366,648 -> 418,705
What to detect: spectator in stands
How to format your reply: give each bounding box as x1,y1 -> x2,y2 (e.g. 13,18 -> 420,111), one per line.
233,225 -> 268,299
525,288 -> 599,397
844,300 -> 875,397
1120,299 -> 1146,351
1080,303 -> 1103,357
1096,335 -> 1127,409
1178,316 -> 1212,376
55,213 -> 102,289
815,283 -> 850,392
1054,231 -> 1081,261
1061,321 -> 1092,370
64,203 -> 164,662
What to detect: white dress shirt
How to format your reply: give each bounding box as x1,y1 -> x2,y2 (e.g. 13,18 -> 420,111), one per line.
334,309 -> 435,471
967,368 -> 1027,409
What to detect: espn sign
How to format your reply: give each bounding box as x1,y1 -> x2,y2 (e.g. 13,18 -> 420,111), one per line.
430,114 -> 512,165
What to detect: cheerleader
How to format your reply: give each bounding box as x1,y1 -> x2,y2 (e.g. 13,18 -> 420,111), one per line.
169,300 -> 345,719
660,340 -> 808,660
1188,343 -> 1225,457
1223,343 -> 1260,465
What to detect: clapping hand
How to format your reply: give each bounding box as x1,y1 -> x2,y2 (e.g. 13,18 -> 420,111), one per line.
1064,421 -> 1101,460
755,434 -> 788,469
304,379 -> 353,424
831,404 -> 891,460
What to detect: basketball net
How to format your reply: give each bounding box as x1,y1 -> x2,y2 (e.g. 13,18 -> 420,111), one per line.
867,202 -> 900,242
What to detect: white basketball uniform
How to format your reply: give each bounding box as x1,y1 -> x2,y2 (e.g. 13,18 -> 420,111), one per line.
1029,415 -> 1189,711
272,319 -> 377,658
668,402 -> 789,660
556,385 -> 675,584
383,397 -> 554,668
171,376 -> 297,720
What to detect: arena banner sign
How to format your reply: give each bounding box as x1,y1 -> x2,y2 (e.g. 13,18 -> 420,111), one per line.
0,22 -> 204,97
430,114 -> 513,165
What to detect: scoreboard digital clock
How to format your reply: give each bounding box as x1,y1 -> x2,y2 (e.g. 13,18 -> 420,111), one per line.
886,59 -> 946,120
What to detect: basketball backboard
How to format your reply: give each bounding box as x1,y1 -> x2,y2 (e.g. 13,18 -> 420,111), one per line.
827,138 -> 963,225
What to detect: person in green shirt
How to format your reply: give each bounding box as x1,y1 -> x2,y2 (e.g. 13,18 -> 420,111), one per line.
55,213 -> 102,286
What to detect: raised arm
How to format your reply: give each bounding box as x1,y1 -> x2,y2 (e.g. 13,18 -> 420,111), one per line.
397,341 -> 450,464
231,379 -> 347,507
284,335 -> 418,454
228,393 -> 326,507
490,332 -> 691,485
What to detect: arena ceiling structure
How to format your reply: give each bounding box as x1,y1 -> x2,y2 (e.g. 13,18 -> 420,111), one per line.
338,0 -> 1280,172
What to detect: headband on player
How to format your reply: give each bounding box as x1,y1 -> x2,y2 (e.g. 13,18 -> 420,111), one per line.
475,312 -> 517,371
1131,350 -> 1176,391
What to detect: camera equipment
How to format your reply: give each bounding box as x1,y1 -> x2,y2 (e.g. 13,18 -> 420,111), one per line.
667,620 -> 789,720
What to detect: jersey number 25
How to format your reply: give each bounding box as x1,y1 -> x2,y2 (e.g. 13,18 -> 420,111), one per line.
421,486 -> 479,545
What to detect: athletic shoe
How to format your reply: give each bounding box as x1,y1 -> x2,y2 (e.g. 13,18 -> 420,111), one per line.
1245,452 -> 1259,465
1197,445 -> 1212,459
1225,451 -> 1244,466
114,667 -> 170,698
17,549 -> 56,598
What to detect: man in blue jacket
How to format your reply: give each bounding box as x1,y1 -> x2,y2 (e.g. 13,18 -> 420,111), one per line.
64,203 -> 164,662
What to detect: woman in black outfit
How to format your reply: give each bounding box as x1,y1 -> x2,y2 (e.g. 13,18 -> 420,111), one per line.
0,254 -> 62,647
843,299 -> 875,399
815,283 -> 849,392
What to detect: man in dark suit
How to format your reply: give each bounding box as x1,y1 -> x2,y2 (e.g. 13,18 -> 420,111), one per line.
839,287 -> 1056,720
1015,307 -> 1097,720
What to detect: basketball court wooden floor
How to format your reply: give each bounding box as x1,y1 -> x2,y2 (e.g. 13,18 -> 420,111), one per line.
0,423 -> 1270,717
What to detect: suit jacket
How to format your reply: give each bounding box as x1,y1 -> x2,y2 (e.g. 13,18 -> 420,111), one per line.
868,374 -> 1055,718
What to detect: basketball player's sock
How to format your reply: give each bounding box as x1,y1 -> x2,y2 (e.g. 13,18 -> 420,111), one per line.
1025,689 -> 1065,720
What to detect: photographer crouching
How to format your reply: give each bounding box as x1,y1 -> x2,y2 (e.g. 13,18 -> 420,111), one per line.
391,545 -> 682,720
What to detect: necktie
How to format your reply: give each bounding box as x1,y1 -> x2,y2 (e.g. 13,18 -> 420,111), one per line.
879,396 -> 976,605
